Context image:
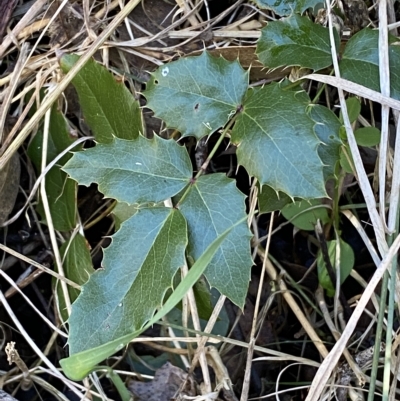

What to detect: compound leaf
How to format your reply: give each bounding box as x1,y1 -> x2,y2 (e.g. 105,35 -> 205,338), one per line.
68,207 -> 187,354
63,135 -> 193,204
251,0 -> 321,16
232,83 -> 326,199
60,54 -> 143,142
145,52 -> 248,139
257,15 -> 337,71
341,28 -> 400,100
178,174 -> 253,308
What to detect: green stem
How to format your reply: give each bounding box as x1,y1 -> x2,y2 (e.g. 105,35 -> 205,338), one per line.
176,114 -> 238,207
281,79 -> 305,91
84,200 -> 117,229
311,70 -> 334,104
332,167 -> 345,232
195,114 -> 238,179
311,84 -> 326,104
97,366 -> 132,401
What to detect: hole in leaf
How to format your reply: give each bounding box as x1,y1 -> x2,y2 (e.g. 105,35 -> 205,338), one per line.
154,80 -> 159,85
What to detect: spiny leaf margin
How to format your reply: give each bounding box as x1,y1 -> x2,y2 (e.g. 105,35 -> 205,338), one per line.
60,216 -> 246,380
68,207 -> 187,354
178,174 -> 253,307
63,135 -> 193,204
257,14 -> 338,71
145,51 -> 249,139
231,82 -> 326,199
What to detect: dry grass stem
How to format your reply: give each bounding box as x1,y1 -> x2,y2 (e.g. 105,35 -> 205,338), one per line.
1,135 -> 91,227
258,248 -> 329,359
315,287 -> 365,385
0,268 -> 68,337
0,243 -> 80,288
0,0 -> 48,57
0,291 -> 87,399
181,260 -> 212,394
0,0 -> 142,170
306,230 -> 400,400
241,213 -> 274,401
40,106 -> 72,316
0,42 -> 29,143
305,74 -> 400,111
377,0 -> 390,230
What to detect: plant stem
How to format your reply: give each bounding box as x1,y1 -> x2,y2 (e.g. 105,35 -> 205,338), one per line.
281,79 -> 305,91
311,70 -> 334,104
84,200 -> 117,230
97,366 -> 132,401
195,114 -> 238,179
311,83 -> 327,104
176,114 -> 238,207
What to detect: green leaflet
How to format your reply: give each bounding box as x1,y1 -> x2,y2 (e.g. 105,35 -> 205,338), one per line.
308,104 -> 342,181
339,97 -> 361,124
257,15 -> 337,71
317,239 -> 355,297
60,54 -> 143,142
57,234 -> 94,322
281,199 -> 330,230
145,52 -> 248,139
232,83 -> 326,199
258,185 -> 292,214
341,28 -> 400,100
112,202 -> 139,230
61,215 -> 245,380
63,135 -> 193,204
68,207 -> 187,354
178,174 -> 253,308
27,104 -> 77,231
354,127 -> 381,147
